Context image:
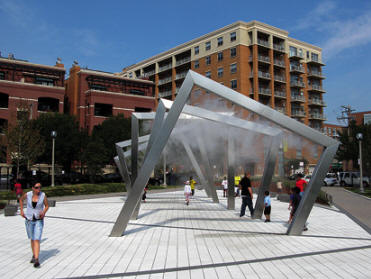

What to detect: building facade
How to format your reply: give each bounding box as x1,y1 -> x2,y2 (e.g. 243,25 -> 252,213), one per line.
0,55 -> 65,133
121,20 -> 326,132
65,64 -> 155,133
350,111 -> 371,125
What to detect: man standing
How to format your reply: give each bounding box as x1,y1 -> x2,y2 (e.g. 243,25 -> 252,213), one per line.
239,173 -> 254,217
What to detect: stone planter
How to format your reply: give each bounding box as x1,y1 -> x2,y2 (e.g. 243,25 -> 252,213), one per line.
4,205 -> 18,216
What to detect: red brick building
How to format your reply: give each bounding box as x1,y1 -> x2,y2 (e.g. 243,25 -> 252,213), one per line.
350,111 -> 371,125
65,64 -> 155,133
0,55 -> 65,133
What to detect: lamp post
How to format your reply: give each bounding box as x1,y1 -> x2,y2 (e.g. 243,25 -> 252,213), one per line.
356,133 -> 364,193
51,131 -> 57,187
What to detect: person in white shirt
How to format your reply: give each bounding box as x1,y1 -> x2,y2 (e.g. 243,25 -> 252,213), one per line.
221,177 -> 228,197
184,181 -> 192,205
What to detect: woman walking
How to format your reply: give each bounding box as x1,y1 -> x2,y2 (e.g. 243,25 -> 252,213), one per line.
20,182 -> 49,268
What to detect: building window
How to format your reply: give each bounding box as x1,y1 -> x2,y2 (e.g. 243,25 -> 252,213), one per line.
205,71 -> 211,78
306,51 -> 310,59
289,46 -> 297,57
311,53 -> 319,62
217,52 -> 223,61
194,60 -> 199,69
130,89 -> 145,96
206,56 -> 211,65
205,41 -> 211,51
94,103 -> 112,117
0,93 -> 9,108
218,67 -> 223,77
135,107 -> 151,112
230,47 -> 237,57
129,73 -> 133,78
89,83 -> 107,91
35,77 -> 54,86
0,72 -> 4,80
0,119 -> 7,134
38,97 -> 59,112
217,37 -> 223,46
230,63 -> 237,74
230,32 -> 236,42
230,79 -> 237,89
194,46 -> 199,55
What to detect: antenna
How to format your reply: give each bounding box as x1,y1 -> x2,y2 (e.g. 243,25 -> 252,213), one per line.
337,105 -> 355,126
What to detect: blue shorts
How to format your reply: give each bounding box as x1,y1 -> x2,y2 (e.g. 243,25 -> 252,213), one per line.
25,219 -> 44,241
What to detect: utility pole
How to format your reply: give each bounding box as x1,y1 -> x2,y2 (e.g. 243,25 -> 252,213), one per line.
337,105 -> 355,127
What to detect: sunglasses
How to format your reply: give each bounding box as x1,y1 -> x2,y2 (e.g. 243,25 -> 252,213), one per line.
33,186 -> 41,189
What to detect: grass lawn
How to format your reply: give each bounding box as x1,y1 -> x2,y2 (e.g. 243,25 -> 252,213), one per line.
345,187 -> 371,198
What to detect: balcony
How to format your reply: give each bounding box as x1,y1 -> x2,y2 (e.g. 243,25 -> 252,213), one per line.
274,59 -> 285,68
158,90 -> 172,98
291,109 -> 306,117
308,84 -> 325,92
158,77 -> 172,85
159,63 -> 172,72
289,52 -> 303,60
258,71 -> 271,79
274,75 -> 286,83
257,39 -> 269,48
307,58 -> 325,66
274,90 -> 286,98
175,57 -> 191,66
275,106 -> 286,114
309,98 -> 326,106
290,80 -> 305,88
308,70 -> 325,79
290,64 -> 304,73
291,94 -> 305,102
273,44 -> 285,52
176,72 -> 187,80
309,112 -> 326,120
258,55 -> 270,64
259,87 -> 271,96
143,70 -> 155,77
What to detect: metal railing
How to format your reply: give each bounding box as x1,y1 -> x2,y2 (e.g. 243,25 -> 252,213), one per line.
308,70 -> 323,77
289,52 -> 304,59
274,75 -> 286,82
308,84 -> 325,91
175,57 -> 191,66
290,64 -> 304,72
175,72 -> 187,80
274,60 -> 285,67
274,90 -> 286,98
258,55 -> 270,63
273,44 -> 285,52
291,95 -> 305,102
291,109 -> 306,117
158,90 -> 172,98
309,113 -> 326,120
290,80 -> 305,87
257,39 -> 269,47
258,71 -> 271,79
143,70 -> 155,77
259,87 -> 271,96
309,99 -> 326,106
159,64 -> 172,72
158,77 -> 172,85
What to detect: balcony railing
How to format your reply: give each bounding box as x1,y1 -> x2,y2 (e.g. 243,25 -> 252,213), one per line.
274,90 -> 286,98
274,60 -> 285,67
257,39 -> 269,47
175,72 -> 187,80
308,84 -> 325,92
290,64 -> 304,73
258,55 -> 270,63
290,80 -> 305,87
259,88 -> 271,96
158,90 -> 172,98
273,44 -> 285,52
159,64 -> 172,72
309,113 -> 326,120
291,94 -> 305,102
258,71 -> 271,79
143,70 -> 155,77
158,77 -> 172,85
291,109 -> 306,117
308,71 -> 324,78
175,57 -> 191,66
309,98 -> 326,106
274,75 -> 286,82
289,52 -> 304,59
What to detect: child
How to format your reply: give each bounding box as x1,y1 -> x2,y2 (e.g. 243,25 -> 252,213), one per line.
221,176 -> 228,197
142,185 -> 148,202
184,181 -> 192,205
264,190 -> 271,222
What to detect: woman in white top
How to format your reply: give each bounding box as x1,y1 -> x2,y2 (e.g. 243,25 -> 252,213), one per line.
184,181 -> 192,205
20,182 -> 49,268
221,177 -> 228,197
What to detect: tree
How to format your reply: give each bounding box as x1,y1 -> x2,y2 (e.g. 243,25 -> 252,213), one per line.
3,102 -> 44,178
82,138 -> 109,182
32,113 -> 85,172
336,121 -> 371,175
91,114 -> 131,164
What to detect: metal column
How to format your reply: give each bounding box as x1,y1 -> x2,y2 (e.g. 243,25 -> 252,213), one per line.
227,132 -> 236,210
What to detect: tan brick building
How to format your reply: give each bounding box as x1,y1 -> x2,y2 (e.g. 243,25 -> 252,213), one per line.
121,20 -> 326,132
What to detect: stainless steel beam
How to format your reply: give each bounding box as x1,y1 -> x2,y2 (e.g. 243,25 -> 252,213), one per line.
253,135 -> 281,219
130,115 -> 141,220
227,132 -> 236,210
109,72 -> 194,237
287,143 -> 339,235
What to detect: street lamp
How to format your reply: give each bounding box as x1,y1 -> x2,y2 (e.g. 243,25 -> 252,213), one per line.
356,133 -> 364,193
51,131 -> 57,187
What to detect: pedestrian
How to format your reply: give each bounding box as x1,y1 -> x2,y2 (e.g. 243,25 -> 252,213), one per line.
264,190 -> 271,222
288,187 -> 300,224
184,181 -> 192,205
296,173 -> 307,197
221,176 -> 228,197
14,180 -> 23,203
189,176 -> 196,196
276,181 -> 282,199
239,173 -> 254,217
142,185 -> 148,202
20,182 -> 49,268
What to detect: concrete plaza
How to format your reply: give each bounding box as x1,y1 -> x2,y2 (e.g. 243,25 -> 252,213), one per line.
1,189 -> 371,278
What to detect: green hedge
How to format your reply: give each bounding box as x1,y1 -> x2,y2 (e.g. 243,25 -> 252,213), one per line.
0,183 -> 126,200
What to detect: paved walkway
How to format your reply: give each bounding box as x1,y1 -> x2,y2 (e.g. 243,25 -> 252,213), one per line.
322,187 -> 371,234
1,189 -> 371,278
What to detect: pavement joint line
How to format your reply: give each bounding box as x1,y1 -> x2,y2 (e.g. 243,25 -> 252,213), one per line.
55,244 -> 371,279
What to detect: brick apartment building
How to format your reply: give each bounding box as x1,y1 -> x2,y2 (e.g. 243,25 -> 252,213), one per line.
65,64 -> 156,134
0,54 -> 65,133
350,111 -> 371,125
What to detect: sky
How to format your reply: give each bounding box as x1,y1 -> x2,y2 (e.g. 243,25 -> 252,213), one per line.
0,0 -> 370,124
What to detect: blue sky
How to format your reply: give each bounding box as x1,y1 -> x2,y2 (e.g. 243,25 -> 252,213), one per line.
1,0 -> 370,124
